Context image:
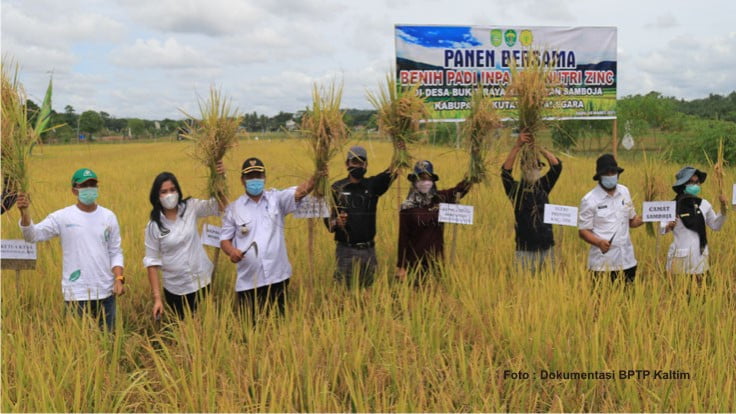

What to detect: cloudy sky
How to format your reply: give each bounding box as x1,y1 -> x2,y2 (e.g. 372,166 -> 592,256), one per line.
2,0 -> 735,119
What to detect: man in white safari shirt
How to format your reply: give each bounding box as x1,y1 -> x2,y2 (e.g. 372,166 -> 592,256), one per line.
578,154 -> 644,283
17,168 -> 125,330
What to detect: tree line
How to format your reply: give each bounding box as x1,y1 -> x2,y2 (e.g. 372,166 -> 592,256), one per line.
27,92 -> 736,164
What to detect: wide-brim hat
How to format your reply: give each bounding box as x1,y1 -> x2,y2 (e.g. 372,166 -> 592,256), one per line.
672,166 -> 707,189
408,160 -> 439,182
593,154 -> 624,181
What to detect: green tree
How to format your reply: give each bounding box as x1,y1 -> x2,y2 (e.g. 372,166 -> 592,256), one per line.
79,110 -> 104,139
127,118 -> 146,138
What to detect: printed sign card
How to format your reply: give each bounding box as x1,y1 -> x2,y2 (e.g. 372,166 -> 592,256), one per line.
293,195 -> 330,219
202,224 -> 222,248
642,201 -> 676,222
438,203 -> 474,225
543,204 -> 578,227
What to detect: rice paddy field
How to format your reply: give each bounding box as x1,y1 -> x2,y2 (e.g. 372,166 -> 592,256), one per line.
2,135 -> 735,412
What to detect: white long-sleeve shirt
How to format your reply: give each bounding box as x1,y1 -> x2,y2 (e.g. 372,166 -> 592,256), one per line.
220,188 -> 300,292
578,184 -> 638,271
661,198 -> 726,274
20,205 -> 124,301
143,198 -> 220,295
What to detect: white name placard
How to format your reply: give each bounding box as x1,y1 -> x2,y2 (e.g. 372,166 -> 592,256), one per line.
438,203 -> 474,225
202,224 -> 222,248
543,204 -> 579,227
642,201 -> 676,222
293,195 -> 330,219
1,239 -> 37,260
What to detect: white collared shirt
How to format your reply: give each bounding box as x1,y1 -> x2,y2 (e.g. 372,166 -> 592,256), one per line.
578,184 -> 637,271
143,198 -> 220,295
220,188 -> 300,292
20,205 -> 124,301
660,198 -> 725,274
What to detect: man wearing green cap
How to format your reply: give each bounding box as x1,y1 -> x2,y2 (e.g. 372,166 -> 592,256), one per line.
16,168 -> 125,330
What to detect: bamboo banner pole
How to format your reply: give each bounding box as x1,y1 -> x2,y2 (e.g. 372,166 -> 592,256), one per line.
612,118 -> 618,158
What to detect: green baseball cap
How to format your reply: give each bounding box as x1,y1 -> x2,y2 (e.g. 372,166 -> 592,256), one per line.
71,168 -> 98,186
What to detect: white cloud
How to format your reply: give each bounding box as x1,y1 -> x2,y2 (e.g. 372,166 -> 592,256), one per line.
644,13 -> 679,29
622,32 -> 736,99
111,38 -> 210,69
1,2 -> 125,49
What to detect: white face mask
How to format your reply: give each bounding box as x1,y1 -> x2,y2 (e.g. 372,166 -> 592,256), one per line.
416,180 -> 434,194
160,192 -> 179,210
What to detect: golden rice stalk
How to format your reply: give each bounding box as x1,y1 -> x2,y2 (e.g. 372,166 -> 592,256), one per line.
301,81 -> 348,199
464,87 -> 501,183
506,49 -> 560,177
181,87 -> 242,204
367,73 -> 428,172
704,138 -> 727,212
1,58 -> 41,203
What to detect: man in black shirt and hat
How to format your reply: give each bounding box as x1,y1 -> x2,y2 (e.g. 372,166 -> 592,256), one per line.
325,145 -> 398,288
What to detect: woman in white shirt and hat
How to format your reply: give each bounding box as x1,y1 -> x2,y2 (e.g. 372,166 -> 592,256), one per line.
662,166 -> 728,278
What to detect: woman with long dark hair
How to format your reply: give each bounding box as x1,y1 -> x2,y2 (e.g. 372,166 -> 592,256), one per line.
143,162 -> 226,319
662,166 -> 728,277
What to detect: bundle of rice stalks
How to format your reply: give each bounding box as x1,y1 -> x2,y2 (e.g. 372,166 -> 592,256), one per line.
367,74 -> 428,172
181,87 -> 242,205
642,150 -> 663,236
705,138 -> 727,212
464,88 -> 501,183
301,82 -> 348,198
506,50 -> 560,177
1,58 -> 54,205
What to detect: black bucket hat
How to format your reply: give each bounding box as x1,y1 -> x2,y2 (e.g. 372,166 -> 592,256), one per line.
672,166 -> 707,190
593,154 -> 624,181
408,160 -> 439,182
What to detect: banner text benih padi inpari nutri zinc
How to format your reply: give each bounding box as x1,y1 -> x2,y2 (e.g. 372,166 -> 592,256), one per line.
395,25 -> 617,120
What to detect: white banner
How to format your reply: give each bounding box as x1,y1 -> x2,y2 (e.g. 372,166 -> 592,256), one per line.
293,195 -> 330,219
438,203 -> 474,225
1,239 -> 37,260
642,201 -> 677,222
202,224 -> 222,248
543,204 -> 578,226
396,25 -> 617,120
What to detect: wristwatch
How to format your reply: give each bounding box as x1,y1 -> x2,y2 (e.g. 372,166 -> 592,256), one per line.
115,275 -> 125,284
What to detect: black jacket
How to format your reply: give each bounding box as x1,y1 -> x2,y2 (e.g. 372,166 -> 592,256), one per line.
501,162 -> 562,251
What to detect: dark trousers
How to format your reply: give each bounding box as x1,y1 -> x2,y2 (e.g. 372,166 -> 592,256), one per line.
236,279 -> 289,322
593,266 -> 637,284
164,285 -> 210,320
67,295 -> 116,331
334,244 -> 377,288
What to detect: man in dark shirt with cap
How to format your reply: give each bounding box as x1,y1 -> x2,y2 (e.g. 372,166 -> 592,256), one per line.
324,145 -> 398,288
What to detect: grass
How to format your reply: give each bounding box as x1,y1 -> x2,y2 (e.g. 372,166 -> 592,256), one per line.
2,138 -> 735,412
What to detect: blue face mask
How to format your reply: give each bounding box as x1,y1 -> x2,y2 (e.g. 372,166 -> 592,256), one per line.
245,179 -> 265,196
78,187 -> 99,205
684,184 -> 701,196
600,175 -> 618,190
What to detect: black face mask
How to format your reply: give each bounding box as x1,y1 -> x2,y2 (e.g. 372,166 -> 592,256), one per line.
348,167 -> 366,180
